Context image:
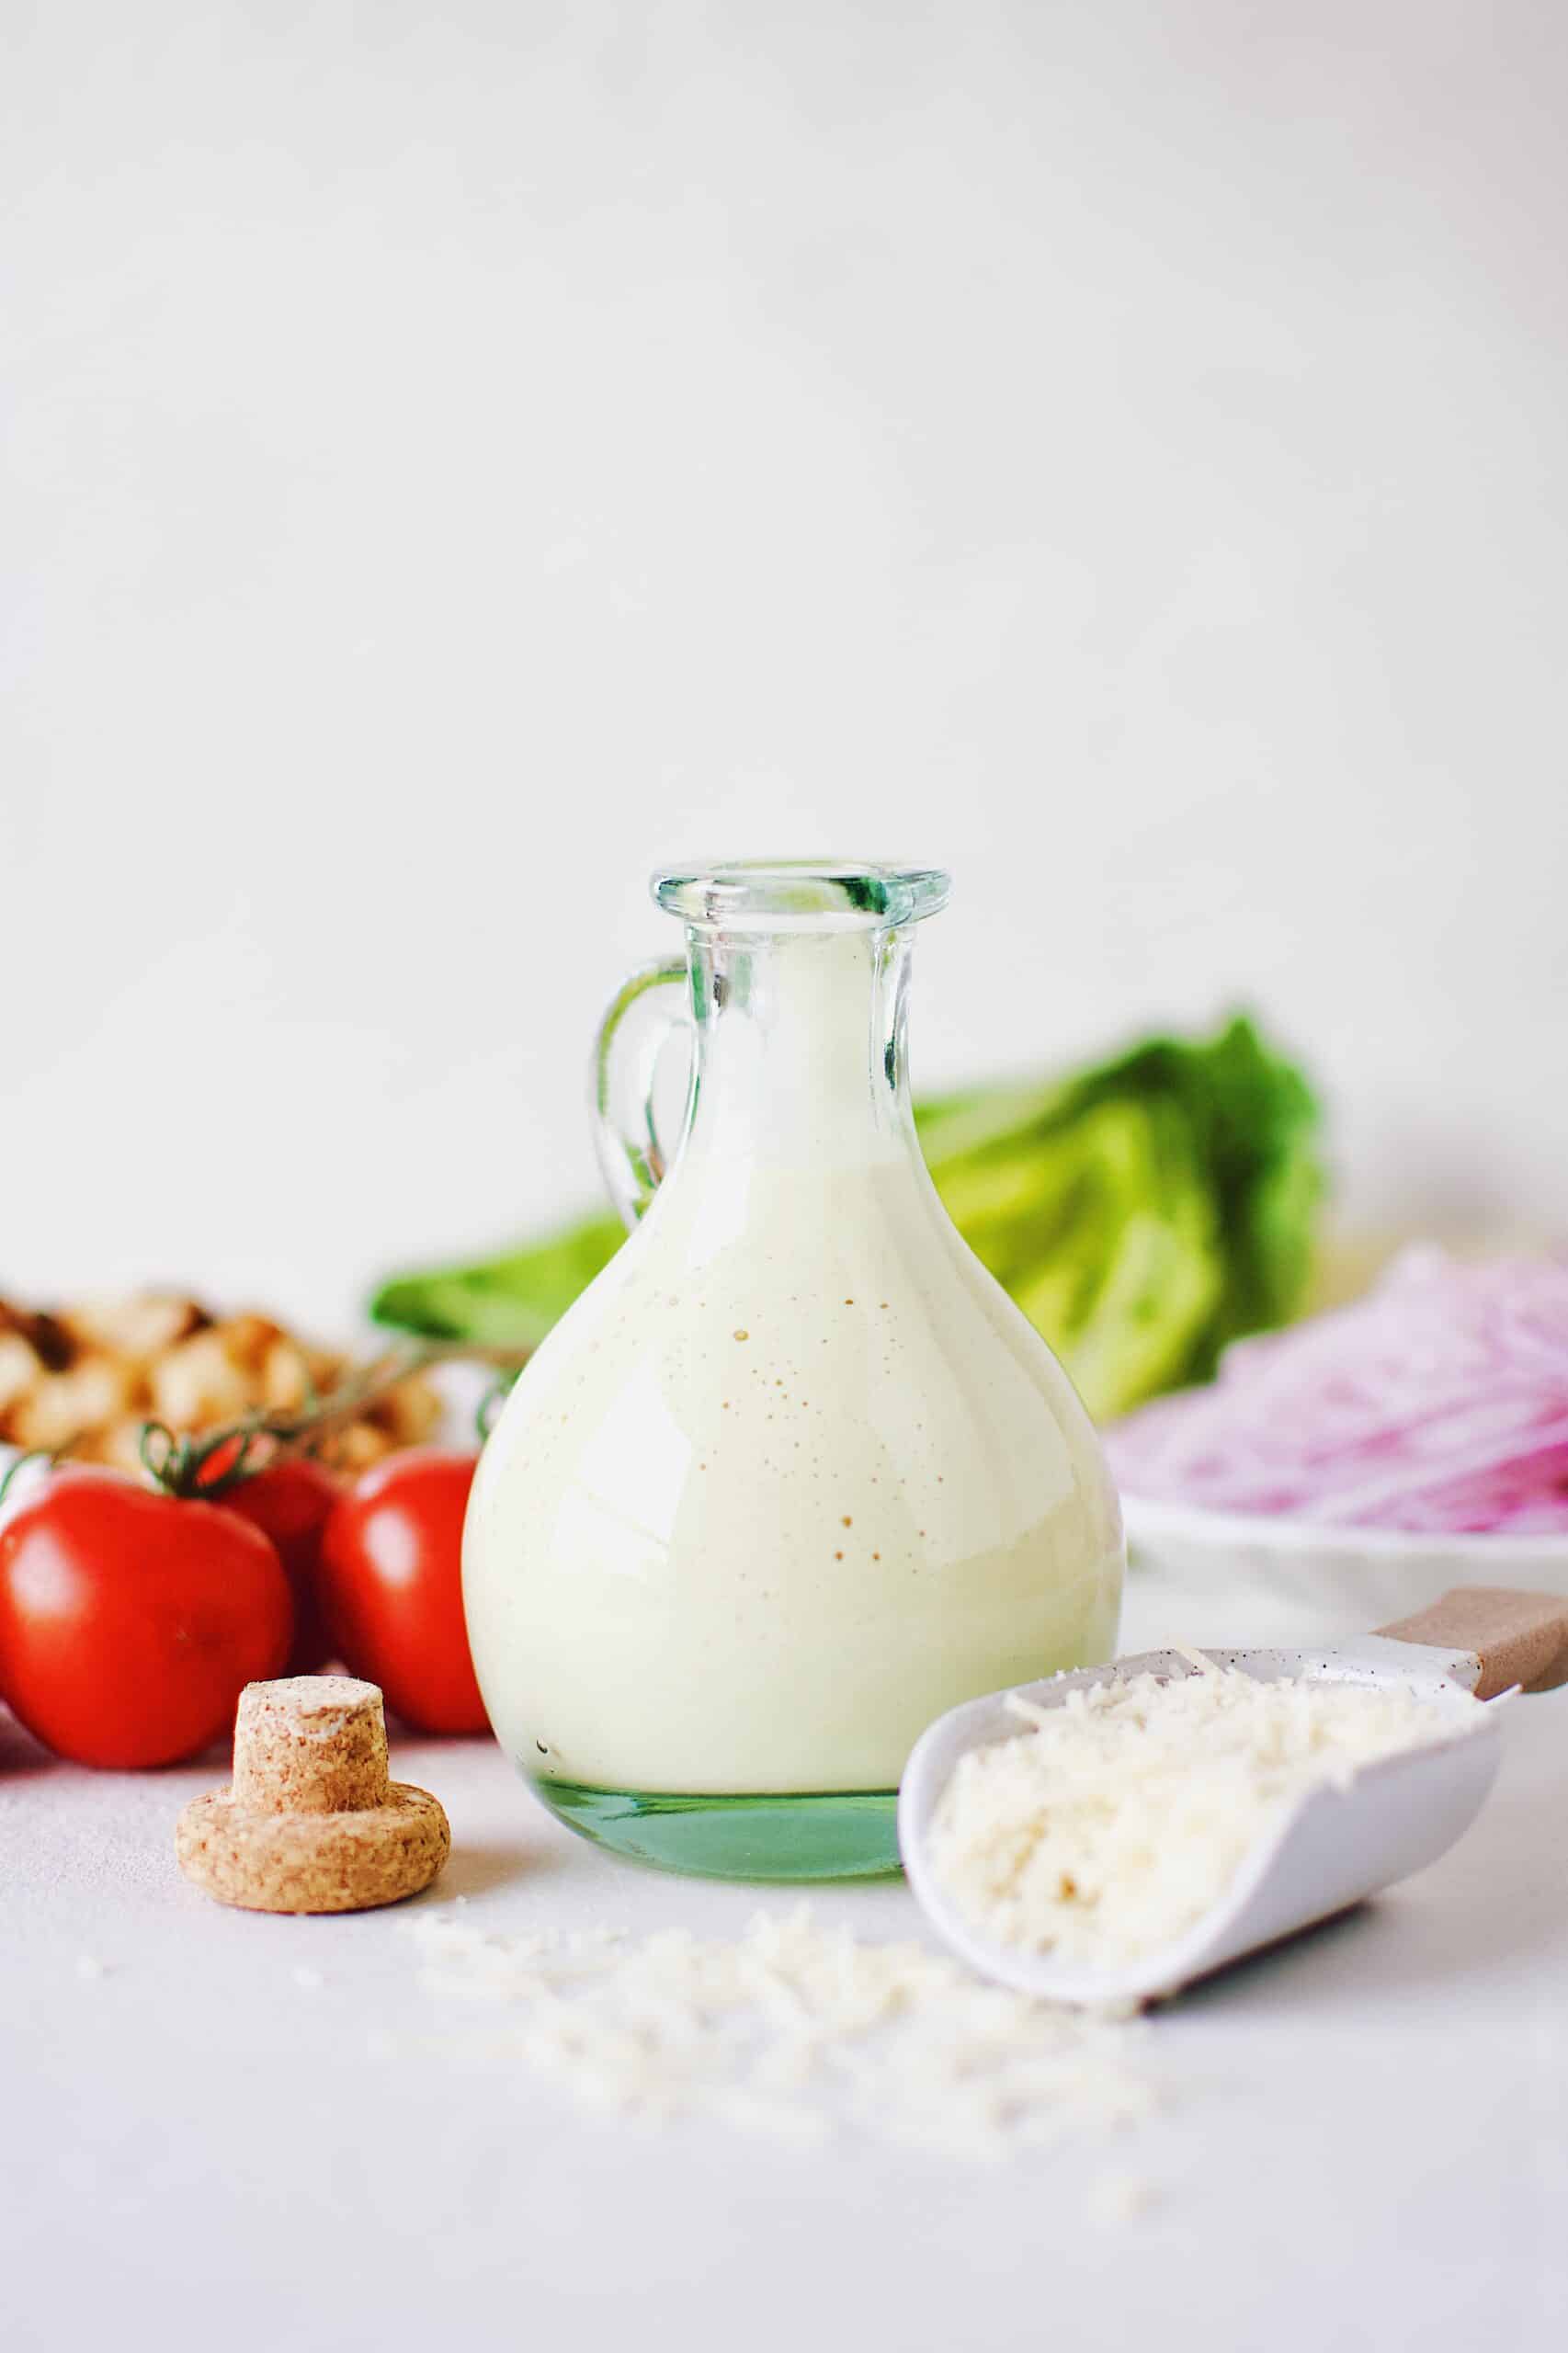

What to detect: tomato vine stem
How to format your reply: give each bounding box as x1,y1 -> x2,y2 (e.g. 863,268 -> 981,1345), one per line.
134,1338 -> 528,1499
0,1449 -> 56,1506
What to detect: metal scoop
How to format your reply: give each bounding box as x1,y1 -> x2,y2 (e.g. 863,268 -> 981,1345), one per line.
899,1586 -> 1568,2007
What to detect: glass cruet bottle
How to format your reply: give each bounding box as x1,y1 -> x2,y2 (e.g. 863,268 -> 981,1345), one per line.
462,861 -> 1124,1880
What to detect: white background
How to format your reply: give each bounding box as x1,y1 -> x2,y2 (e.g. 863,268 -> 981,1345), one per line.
4,0 -> 1565,1336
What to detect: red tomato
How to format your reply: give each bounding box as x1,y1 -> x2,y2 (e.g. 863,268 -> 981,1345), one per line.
214,1456 -> 343,1674
0,1472 -> 293,1768
317,1449 -> 487,1735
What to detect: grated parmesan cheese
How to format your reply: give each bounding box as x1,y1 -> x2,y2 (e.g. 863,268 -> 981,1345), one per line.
927,1665 -> 1482,1967
1085,2168 -> 1156,2229
399,1904 -> 1156,2165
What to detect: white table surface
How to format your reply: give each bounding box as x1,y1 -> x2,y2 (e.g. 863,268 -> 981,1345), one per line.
5,1572 -> 1566,2353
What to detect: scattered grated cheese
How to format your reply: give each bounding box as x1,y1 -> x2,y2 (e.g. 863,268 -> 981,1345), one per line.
928,1665 -> 1483,1968
399,1904 -> 1156,2164
1085,2168 -> 1156,2229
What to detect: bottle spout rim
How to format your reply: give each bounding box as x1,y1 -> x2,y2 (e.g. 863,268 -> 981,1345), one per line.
653,860 -> 951,932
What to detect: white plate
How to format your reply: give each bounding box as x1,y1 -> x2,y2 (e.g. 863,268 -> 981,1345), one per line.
1123,1491 -> 1568,1645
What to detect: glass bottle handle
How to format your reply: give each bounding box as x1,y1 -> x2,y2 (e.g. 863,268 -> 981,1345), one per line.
592,958 -> 690,1232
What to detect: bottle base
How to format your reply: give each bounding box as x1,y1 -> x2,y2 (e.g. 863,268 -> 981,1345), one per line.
528,1773 -> 902,1881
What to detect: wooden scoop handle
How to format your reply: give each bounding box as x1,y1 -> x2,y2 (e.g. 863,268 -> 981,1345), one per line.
1377,1587 -> 1568,1699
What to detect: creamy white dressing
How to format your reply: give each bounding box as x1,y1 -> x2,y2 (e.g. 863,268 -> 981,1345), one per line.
463,1148 -> 1123,1793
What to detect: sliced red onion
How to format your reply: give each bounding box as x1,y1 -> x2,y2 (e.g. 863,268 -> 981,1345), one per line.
1107,1251 -> 1568,1534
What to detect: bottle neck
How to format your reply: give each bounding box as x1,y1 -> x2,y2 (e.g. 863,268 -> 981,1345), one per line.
680,924 -> 915,1173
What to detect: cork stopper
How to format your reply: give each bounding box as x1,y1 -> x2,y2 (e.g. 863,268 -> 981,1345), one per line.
176,1676 -> 450,1915
233,1677 -> 390,1813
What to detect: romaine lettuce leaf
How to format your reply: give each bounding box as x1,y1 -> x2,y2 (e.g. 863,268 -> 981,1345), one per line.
369,1015 -> 1320,1419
